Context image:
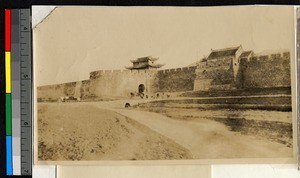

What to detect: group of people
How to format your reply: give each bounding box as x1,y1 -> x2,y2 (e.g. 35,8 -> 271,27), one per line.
59,96 -> 81,102
129,91 -> 170,99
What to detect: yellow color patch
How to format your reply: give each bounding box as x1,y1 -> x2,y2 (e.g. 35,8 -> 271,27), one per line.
5,52 -> 11,93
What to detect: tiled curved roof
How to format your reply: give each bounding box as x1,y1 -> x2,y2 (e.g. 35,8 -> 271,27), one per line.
239,51 -> 253,58
131,56 -> 158,63
207,46 -> 240,59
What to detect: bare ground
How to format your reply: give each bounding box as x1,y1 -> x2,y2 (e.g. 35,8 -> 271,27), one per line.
38,98 -> 293,161
37,103 -> 192,161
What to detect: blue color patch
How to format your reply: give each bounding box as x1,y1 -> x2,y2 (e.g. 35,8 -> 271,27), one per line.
6,136 -> 13,175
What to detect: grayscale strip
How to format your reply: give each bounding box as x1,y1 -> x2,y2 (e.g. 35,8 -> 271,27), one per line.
11,9 -> 21,175
20,9 -> 32,175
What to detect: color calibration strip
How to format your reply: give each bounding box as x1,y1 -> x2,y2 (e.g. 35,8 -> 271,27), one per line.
5,9 -> 13,176
5,9 -> 32,176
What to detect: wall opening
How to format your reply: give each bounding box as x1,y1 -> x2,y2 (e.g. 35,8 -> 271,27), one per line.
138,84 -> 145,94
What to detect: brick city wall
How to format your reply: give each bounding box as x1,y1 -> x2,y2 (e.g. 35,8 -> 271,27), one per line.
37,52 -> 291,101
240,53 -> 291,88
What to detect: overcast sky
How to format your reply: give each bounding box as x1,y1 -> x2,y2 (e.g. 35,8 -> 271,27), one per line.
33,6 -> 294,86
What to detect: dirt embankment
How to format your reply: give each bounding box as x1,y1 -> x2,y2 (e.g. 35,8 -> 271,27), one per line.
180,87 -> 291,98
136,96 -> 292,111
38,103 -> 192,161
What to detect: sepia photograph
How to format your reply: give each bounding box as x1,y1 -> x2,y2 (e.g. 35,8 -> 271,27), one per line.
34,6 -> 296,163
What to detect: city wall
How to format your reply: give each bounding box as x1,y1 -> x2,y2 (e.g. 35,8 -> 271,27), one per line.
239,54 -> 291,88
37,81 -> 79,101
89,69 -> 157,98
37,52 -> 291,101
194,52 -> 291,90
152,66 -> 197,92
88,66 -> 197,98
37,67 -> 197,101
194,57 -> 235,90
